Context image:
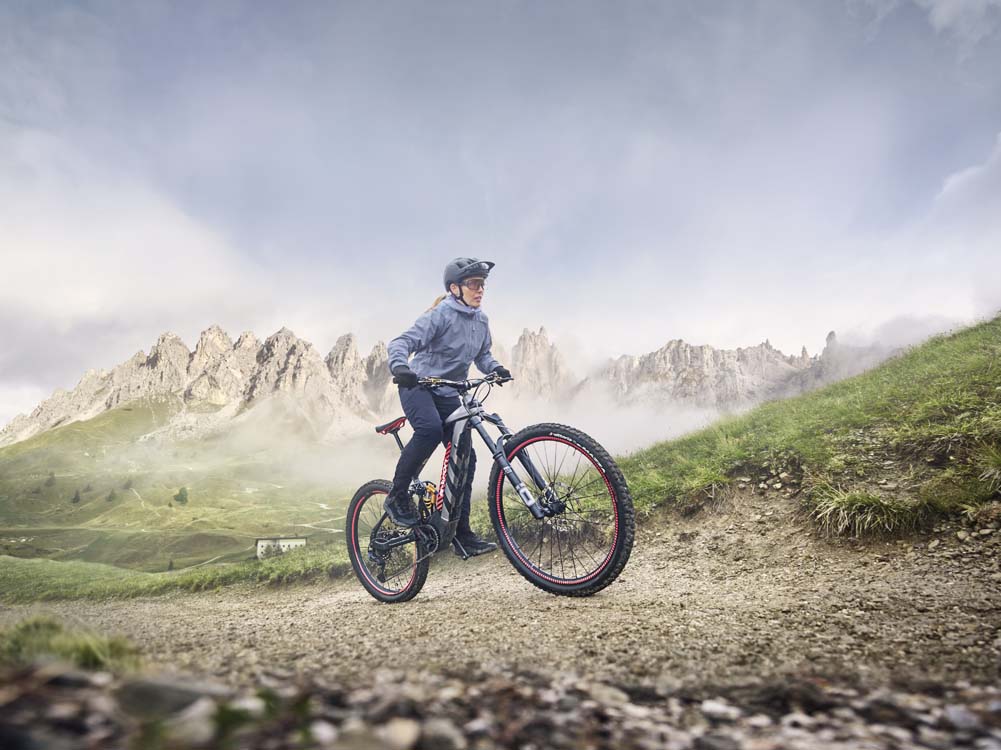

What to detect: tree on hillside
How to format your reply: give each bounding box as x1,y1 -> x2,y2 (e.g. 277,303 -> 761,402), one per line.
106,490 -> 117,502
71,489 -> 81,504
167,559 -> 174,571
45,472 -> 55,487
83,483 -> 92,493
174,487 -> 189,505
123,478 -> 133,490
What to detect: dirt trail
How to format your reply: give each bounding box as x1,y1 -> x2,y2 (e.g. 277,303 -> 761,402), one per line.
4,491 -> 1000,691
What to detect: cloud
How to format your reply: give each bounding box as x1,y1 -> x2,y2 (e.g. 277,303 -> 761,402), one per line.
0,125 -> 265,325
929,132 -> 1001,315
914,0 -> 1001,43
0,122 -> 277,424
857,0 -> 1001,45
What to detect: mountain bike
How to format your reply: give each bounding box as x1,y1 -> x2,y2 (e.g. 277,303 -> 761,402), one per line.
345,372 -> 635,603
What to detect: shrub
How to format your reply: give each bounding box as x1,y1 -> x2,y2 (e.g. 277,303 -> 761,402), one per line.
71,489 -> 81,504
106,490 -> 117,502
123,478 -> 133,490
173,487 -> 189,505
44,472 -> 56,487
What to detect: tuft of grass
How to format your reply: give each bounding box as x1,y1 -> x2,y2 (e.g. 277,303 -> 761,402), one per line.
975,443 -> 1001,494
808,486 -> 931,537
0,616 -> 140,671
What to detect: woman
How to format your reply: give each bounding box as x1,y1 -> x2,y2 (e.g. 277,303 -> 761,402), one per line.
384,257 -> 513,557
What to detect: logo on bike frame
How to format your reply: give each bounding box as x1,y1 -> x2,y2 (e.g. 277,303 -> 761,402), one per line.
438,418 -> 472,522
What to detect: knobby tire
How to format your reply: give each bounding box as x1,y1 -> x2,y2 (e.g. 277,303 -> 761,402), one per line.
488,423 -> 635,597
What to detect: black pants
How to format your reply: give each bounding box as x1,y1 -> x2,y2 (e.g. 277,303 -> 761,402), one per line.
389,386 -> 477,534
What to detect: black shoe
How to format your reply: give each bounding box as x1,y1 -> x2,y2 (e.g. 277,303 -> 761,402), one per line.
383,491 -> 419,527
452,533 -> 497,559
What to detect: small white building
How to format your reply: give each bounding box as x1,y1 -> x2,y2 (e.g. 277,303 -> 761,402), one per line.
255,536 -> 307,559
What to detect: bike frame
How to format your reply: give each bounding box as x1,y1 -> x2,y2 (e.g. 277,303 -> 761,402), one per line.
374,376 -> 559,556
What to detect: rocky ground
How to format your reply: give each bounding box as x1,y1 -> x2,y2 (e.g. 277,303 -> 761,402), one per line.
2,489 -> 1000,748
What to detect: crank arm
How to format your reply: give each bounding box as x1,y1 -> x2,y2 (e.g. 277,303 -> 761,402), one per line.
370,529 -> 417,553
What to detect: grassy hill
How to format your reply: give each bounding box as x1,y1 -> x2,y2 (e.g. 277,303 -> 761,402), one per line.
620,314 -> 1001,534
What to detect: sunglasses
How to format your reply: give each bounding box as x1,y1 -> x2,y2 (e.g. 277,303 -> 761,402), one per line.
461,278 -> 486,291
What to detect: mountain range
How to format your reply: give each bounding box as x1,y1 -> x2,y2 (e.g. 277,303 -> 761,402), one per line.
0,325 -> 890,448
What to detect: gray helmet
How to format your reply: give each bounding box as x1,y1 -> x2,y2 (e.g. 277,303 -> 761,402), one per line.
443,257 -> 495,291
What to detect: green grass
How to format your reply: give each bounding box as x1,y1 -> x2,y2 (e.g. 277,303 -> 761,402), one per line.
0,616 -> 140,671
619,314 -> 1001,534
0,543 -> 351,603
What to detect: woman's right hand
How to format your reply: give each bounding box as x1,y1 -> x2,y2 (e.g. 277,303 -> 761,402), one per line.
392,365 -> 420,389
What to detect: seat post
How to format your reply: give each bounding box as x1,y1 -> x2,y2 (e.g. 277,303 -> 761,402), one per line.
392,431 -> 405,452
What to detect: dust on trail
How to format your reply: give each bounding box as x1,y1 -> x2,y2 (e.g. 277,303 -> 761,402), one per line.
4,490 -> 1000,692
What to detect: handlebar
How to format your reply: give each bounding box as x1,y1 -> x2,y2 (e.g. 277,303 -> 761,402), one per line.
391,372 -> 514,391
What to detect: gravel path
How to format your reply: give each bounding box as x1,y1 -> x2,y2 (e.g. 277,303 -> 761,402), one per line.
4,491 -> 1000,693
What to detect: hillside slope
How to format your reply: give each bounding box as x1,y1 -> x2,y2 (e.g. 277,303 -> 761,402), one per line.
621,314 -> 1001,534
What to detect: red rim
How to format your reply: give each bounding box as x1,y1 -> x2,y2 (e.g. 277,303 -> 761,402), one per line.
350,488 -> 418,596
494,436 -> 619,586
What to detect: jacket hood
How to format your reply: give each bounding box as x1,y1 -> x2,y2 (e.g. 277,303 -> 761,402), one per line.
443,294 -> 483,317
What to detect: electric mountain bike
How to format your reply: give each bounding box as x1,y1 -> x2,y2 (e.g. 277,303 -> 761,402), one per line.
345,372 -> 635,603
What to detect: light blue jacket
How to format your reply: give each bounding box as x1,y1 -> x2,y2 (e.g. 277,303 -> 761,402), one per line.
387,295 -> 502,396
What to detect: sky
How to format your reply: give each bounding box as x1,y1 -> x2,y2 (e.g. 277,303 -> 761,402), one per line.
1,0 -> 1000,426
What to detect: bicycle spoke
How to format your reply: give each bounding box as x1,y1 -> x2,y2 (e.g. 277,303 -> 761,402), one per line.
498,435 -> 620,584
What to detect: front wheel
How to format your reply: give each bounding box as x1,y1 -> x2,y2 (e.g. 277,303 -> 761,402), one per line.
488,423 -> 634,596
346,480 -> 430,603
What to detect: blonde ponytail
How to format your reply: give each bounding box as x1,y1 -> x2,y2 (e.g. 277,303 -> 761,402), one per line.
425,294 -> 448,312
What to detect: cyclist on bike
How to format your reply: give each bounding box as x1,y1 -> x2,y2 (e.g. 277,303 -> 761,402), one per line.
383,257 -> 513,557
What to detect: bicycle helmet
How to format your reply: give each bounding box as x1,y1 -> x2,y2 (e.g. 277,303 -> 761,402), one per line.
443,257 -> 495,291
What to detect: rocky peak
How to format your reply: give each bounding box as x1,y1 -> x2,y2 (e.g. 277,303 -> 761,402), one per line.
184,326 -> 256,407
146,333 -> 190,372
189,325 -> 234,376
363,342 -> 396,414
325,334 -> 368,414
326,334 -> 361,376
511,327 -> 573,399
246,329 -> 338,420
235,331 -> 260,351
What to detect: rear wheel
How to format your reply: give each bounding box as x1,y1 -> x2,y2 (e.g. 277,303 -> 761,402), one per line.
346,480 -> 429,603
488,423 -> 634,597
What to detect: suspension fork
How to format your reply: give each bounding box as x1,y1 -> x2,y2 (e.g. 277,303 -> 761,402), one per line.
471,418 -> 555,519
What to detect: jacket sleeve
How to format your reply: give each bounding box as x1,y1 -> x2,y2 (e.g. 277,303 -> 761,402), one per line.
387,306 -> 444,373
474,320 -> 502,375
